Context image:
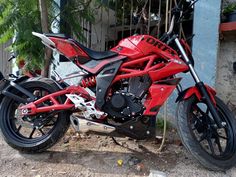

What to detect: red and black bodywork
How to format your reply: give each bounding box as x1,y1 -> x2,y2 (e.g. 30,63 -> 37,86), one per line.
0,32 -> 218,139
38,33 -> 215,116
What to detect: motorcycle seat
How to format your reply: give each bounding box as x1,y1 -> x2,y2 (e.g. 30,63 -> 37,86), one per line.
73,40 -> 118,60
45,33 -> 118,60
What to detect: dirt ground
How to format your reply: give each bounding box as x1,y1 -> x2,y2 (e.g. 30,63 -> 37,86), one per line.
0,128 -> 236,177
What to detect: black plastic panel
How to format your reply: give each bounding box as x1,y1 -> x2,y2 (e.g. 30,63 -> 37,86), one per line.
96,61 -> 123,109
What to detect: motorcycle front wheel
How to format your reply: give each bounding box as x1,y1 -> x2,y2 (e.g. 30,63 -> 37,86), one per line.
176,95 -> 236,171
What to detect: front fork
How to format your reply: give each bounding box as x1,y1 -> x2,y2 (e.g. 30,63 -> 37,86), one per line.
175,37 -> 224,128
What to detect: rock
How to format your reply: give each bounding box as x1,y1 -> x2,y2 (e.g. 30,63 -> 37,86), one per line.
63,136 -> 70,144
174,139 -> 182,146
58,171 -> 67,174
128,156 -> 142,166
101,142 -> 108,147
148,170 -> 167,177
71,135 -> 78,141
136,163 -> 145,172
156,136 -> 163,139
80,133 -> 87,139
121,141 -> 128,148
31,169 -> 39,172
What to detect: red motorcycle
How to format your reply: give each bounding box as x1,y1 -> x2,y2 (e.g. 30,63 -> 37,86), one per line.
0,1 -> 236,171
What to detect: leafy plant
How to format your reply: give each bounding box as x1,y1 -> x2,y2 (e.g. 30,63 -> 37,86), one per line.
0,0 -> 98,75
223,2 -> 236,14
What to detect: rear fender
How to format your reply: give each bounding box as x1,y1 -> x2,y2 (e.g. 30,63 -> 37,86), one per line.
176,85 -> 216,105
0,76 -> 29,104
0,76 -> 67,105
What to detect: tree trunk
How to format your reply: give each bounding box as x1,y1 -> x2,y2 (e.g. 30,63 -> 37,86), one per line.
39,0 -> 52,77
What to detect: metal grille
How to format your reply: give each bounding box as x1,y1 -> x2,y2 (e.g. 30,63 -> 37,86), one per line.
78,0 -> 193,51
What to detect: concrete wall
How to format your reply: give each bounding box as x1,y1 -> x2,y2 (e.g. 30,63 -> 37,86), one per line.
0,41 -> 12,78
216,34 -> 236,105
216,0 -> 236,108
192,0 -> 221,87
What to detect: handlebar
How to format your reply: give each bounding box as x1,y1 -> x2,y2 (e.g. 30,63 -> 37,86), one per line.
165,0 -> 199,36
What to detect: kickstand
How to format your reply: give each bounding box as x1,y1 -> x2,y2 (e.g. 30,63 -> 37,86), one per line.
111,137 -> 122,146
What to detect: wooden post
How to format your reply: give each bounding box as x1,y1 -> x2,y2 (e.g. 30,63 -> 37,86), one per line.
39,0 -> 52,78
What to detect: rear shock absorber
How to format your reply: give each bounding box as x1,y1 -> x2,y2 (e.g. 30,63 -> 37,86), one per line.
80,76 -> 96,88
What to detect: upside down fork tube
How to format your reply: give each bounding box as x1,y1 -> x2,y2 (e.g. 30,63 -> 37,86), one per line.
174,37 -> 224,128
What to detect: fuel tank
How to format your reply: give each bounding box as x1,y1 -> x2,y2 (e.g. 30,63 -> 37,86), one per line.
111,35 -> 178,59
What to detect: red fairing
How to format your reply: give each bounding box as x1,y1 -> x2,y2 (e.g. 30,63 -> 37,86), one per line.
148,59 -> 189,81
111,36 -> 144,59
113,53 -> 188,83
112,35 -> 188,83
112,35 -> 179,59
49,37 -> 89,58
144,84 -> 176,115
184,85 -> 217,105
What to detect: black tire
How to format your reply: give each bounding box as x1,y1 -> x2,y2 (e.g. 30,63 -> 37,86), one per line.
0,78 -> 70,153
176,96 -> 236,171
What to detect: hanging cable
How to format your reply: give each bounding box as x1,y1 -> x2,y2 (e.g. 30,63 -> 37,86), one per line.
157,0 -> 161,37
114,0 -> 118,46
130,0 -> 133,36
134,0 -> 149,34
147,0 -> 152,34
157,0 -> 172,152
122,0 -> 125,39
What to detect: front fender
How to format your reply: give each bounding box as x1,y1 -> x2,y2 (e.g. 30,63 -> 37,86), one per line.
176,84 -> 216,104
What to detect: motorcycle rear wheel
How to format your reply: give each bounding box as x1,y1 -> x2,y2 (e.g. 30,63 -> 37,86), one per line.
0,78 -> 70,153
176,96 -> 236,171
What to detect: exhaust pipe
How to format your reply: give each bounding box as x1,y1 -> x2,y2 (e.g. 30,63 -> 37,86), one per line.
70,115 -> 116,134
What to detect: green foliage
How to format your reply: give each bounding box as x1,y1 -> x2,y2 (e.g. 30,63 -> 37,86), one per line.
156,116 -> 171,130
0,0 -> 98,72
223,3 -> 236,15
59,0 -> 96,42
0,0 -> 43,71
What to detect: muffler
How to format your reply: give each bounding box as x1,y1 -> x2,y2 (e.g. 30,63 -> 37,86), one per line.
70,115 -> 116,134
